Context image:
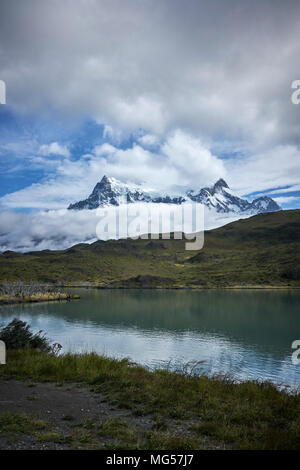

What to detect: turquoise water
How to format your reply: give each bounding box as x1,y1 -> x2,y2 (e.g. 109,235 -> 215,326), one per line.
0,289 -> 299,389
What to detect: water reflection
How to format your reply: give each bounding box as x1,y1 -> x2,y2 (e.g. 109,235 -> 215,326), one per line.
0,289 -> 299,389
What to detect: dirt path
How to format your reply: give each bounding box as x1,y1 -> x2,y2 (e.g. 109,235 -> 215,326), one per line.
0,378 -> 153,449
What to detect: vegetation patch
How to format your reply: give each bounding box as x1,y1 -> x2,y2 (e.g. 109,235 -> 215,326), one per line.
0,319 -> 60,353
0,349 -> 299,450
0,282 -> 79,304
0,413 -> 46,435
0,209 -> 299,288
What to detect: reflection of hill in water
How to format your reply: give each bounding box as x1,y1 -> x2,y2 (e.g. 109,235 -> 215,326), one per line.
1,289 -> 299,358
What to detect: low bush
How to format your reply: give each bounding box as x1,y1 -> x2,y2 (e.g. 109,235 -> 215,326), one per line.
0,318 -> 61,353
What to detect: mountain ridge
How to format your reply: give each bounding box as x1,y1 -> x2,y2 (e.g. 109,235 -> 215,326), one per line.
68,175 -> 280,215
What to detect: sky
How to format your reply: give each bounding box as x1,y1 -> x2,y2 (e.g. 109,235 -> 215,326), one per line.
0,0 -> 300,249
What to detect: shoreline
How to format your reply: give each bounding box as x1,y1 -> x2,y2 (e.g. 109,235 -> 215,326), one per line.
0,293 -> 80,306
58,284 -> 300,290
0,284 -> 299,304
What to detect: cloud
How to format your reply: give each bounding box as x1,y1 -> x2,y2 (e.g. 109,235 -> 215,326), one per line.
1,123 -> 300,214
1,1 -> 299,252
0,209 -> 100,252
39,142 -> 70,158
0,130 -> 226,209
226,145 -> 300,195
273,196 -> 300,205
161,130 -> 226,188
0,0 -> 299,218
267,184 -> 300,195
112,96 -> 166,135
0,203 -> 247,253
137,134 -> 159,148
1,0 -> 300,146
1,126 -> 300,212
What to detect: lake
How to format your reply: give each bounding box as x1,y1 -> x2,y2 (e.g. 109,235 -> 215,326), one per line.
0,288 -> 299,390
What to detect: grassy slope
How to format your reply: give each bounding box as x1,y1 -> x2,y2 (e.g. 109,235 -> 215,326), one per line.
1,350 -> 300,450
0,209 -> 299,287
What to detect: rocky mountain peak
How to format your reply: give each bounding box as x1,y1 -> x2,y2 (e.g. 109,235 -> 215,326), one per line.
212,178 -> 229,193
68,175 -> 281,216
250,196 -> 281,213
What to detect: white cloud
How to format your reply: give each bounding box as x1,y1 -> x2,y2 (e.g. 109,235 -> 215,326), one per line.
273,196 -> 300,205
1,0 -> 300,145
0,130 -> 227,210
39,142 -> 70,158
0,203 -> 244,253
0,210 -> 99,252
0,0 -> 299,213
226,145 -> 300,195
161,130 -> 226,188
93,143 -> 117,157
2,127 -> 300,212
137,134 -> 159,148
267,184 -> 300,195
0,1 -> 299,252
112,96 -> 166,135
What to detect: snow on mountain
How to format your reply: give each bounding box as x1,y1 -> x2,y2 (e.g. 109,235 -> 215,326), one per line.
68,175 -> 186,209
68,175 -> 281,216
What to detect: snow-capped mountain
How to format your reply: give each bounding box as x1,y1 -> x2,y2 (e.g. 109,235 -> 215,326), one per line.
68,175 -> 186,209
186,178 -> 280,214
68,175 -> 281,215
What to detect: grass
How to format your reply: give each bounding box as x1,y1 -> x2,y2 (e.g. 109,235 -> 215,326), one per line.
0,292 -> 79,305
98,418 -> 138,448
65,418 -> 202,450
0,413 -> 46,435
145,432 -> 200,451
0,281 -> 80,304
1,349 -> 299,449
0,209 -> 299,288
0,413 -> 71,448
0,411 -> 202,450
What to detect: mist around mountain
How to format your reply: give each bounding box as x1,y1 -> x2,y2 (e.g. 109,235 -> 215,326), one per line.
1,209 -> 299,288
0,176 -> 281,253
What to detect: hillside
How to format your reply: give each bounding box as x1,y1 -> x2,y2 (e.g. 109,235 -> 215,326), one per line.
0,209 -> 299,288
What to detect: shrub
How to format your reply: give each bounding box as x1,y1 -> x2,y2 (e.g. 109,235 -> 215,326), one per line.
0,318 -> 60,353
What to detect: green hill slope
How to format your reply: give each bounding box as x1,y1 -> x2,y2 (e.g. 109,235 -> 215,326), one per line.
0,209 -> 299,287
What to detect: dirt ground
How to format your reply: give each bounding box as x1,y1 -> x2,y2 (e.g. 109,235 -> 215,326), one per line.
0,378 -> 154,449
